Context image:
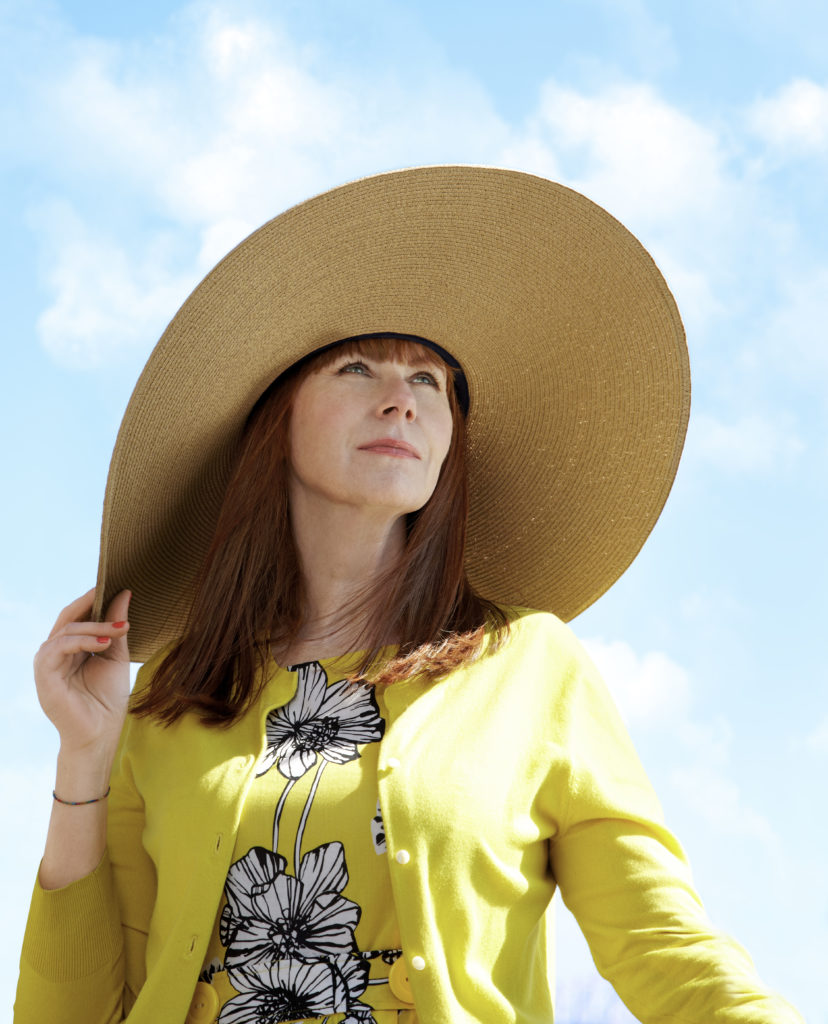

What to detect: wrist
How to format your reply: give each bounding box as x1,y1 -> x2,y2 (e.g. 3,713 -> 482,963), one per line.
55,747 -> 115,801
53,785 -> 111,806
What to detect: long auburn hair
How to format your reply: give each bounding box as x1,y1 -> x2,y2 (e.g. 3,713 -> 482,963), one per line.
131,336 -> 507,725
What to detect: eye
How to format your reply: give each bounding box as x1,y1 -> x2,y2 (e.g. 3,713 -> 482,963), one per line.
337,360 -> 371,376
411,370 -> 441,387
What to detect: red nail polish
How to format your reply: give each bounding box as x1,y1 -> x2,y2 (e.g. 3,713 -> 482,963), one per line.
112,621 -> 127,628
96,637 -> 109,644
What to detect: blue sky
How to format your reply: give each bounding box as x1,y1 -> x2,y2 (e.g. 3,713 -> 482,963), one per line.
2,1 -> 827,1021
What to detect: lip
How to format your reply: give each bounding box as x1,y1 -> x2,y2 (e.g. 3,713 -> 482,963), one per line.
357,437 -> 421,459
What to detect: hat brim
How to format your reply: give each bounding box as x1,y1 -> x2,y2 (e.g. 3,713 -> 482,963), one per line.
94,165 -> 690,661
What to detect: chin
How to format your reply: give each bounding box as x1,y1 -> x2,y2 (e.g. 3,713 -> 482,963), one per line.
351,474 -> 436,515
363,492 -> 431,517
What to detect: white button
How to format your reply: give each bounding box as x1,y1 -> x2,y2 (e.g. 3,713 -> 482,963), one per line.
395,849 -> 411,864
411,955 -> 426,971
387,757 -> 401,769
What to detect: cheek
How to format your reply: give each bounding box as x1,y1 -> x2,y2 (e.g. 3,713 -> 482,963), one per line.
287,402 -> 308,472
288,389 -> 330,478
434,405 -> 455,464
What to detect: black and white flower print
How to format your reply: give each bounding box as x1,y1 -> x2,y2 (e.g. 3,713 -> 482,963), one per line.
199,957 -> 226,984
219,840 -> 377,1022
218,955 -> 372,1024
370,800 -> 386,855
221,842 -> 360,974
212,661 -> 389,1023
256,662 -> 385,779
220,847 -> 286,947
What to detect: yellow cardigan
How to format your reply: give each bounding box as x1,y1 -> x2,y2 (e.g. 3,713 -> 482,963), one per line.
16,609 -> 802,1023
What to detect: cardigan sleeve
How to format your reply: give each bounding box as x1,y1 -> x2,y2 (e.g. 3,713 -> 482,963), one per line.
548,654 -> 804,1024
14,681 -> 157,1024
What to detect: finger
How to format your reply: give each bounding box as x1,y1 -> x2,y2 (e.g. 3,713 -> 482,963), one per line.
49,619 -> 130,642
48,588 -> 97,640
35,632 -> 117,675
103,589 -> 132,625
100,590 -> 132,663
98,618 -> 131,664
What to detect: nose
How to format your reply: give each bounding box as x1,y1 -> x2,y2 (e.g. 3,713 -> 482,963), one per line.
378,379 -> 416,421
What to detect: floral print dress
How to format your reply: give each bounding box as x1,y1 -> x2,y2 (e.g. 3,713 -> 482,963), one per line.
198,657 -> 419,1024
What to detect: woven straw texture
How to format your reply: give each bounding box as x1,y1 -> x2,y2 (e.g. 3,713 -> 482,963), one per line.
93,166 -> 690,661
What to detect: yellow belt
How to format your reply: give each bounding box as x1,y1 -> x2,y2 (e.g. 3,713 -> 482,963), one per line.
185,951 -> 418,1023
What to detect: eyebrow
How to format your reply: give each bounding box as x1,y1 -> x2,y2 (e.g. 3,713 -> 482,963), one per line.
338,353 -> 447,376
303,332 -> 469,414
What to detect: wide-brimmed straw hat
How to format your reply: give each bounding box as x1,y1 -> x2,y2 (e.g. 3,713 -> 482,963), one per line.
93,165 -> 690,661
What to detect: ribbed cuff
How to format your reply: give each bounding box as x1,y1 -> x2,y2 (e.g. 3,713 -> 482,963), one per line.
21,852 -> 123,982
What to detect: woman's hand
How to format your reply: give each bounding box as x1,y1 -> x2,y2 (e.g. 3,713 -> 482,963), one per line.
35,589 -> 133,889
34,588 -> 132,763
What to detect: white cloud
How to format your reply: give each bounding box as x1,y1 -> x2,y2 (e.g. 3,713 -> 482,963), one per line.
689,412 -> 804,474
31,201 -> 198,366
581,635 -> 781,852
150,10 -> 360,225
679,588 -> 749,632
503,81 -> 729,228
761,267 -> 828,388
496,136 -> 562,182
594,0 -> 677,77
498,78 -> 752,344
672,764 -> 779,847
643,250 -> 725,340
582,637 -> 692,728
749,78 -> 828,154
18,3 -> 824,399
671,717 -> 779,848
196,217 -> 258,272
805,717 -> 828,753
24,3 -> 510,363
19,9 -> 752,366
0,589 -> 54,713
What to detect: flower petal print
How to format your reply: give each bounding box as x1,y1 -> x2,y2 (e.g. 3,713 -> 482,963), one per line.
218,956 -> 373,1024
199,957 -> 225,985
370,800 -> 386,855
335,955 -> 376,1022
221,847 -> 288,948
224,843 -> 360,977
257,662 -> 385,779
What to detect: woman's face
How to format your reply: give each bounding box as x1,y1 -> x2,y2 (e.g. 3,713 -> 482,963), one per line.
288,346 -> 454,521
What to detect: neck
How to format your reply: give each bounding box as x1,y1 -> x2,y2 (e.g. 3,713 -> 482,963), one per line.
284,490 -> 406,662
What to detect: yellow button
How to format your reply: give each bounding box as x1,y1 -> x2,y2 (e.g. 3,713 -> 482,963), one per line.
212,970 -> 236,1007
388,956 -> 415,1004
186,981 -> 220,1024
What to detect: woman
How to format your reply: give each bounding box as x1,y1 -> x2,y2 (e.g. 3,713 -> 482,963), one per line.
15,167 -> 803,1023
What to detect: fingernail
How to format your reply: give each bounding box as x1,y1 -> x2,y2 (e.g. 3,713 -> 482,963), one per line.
96,637 -> 109,644
112,621 -> 127,629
